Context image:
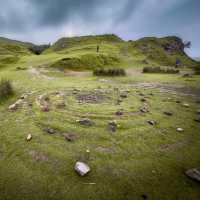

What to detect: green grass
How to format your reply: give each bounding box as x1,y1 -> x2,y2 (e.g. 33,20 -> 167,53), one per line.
0,34 -> 200,200
0,79 -> 14,102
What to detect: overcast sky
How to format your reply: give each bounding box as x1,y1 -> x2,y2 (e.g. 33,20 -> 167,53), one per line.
0,0 -> 199,57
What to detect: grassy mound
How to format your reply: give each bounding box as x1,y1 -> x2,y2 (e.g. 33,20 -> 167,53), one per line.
50,53 -> 120,70
50,34 -> 123,51
0,79 -> 13,102
93,68 -> 126,76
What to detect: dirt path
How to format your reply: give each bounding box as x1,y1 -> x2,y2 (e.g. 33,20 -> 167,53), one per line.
28,67 -> 55,80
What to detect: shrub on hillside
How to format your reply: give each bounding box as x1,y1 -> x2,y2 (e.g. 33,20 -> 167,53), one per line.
143,66 -> 179,74
93,68 -> 126,76
0,79 -> 13,102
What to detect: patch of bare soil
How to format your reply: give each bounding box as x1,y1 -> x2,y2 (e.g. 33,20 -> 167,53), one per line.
64,70 -> 92,77
28,67 -> 54,80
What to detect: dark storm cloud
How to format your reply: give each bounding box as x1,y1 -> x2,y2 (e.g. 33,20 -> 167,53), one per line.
0,0 -> 199,56
29,0 -> 103,26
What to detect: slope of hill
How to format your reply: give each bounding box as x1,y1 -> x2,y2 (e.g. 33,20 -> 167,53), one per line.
45,35 -> 198,71
0,37 -> 33,67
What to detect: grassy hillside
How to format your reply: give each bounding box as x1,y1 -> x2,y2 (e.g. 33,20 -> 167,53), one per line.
0,37 -> 33,67
45,35 -> 199,71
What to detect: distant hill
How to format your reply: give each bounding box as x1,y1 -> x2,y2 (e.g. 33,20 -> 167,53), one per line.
46,34 -> 198,69
0,34 -> 199,69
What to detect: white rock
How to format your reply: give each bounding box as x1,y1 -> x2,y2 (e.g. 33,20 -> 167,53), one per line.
26,134 -> 32,141
183,103 -> 189,108
177,128 -> 184,132
75,162 -> 90,176
9,103 -> 17,111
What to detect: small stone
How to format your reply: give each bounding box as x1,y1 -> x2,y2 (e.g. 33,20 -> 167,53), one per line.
176,100 -> 181,104
163,111 -> 173,116
141,98 -> 147,102
182,103 -> 189,108
140,107 -> 149,113
63,133 -> 77,142
75,161 -> 90,176
77,118 -> 92,126
196,110 -> 200,114
9,103 -> 18,111
177,128 -> 184,132
41,105 -> 49,112
194,115 -> 200,123
185,169 -> 200,182
46,128 -> 56,134
147,120 -> 156,126
26,134 -> 32,141
115,111 -> 123,116
108,120 -> 118,132
20,94 -> 28,99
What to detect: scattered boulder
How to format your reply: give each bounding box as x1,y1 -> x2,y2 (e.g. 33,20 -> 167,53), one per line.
141,98 -> 147,102
45,127 -> 56,134
140,107 -> 149,113
41,105 -> 50,112
147,120 -> 156,126
182,103 -> 189,108
163,111 -> 173,116
9,103 -> 18,111
176,100 -> 181,104
185,169 -> 200,182
197,110 -> 200,114
20,94 -> 28,100
75,161 -> 90,176
115,111 -> 123,116
177,128 -> 184,132
26,134 -> 32,141
108,120 -> 118,132
63,133 -> 77,142
77,118 -> 93,126
8,99 -> 23,111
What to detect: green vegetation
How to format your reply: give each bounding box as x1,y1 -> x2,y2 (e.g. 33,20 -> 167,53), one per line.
0,79 -> 13,102
93,68 -> 126,76
50,53 -> 120,70
0,34 -> 200,200
143,66 -> 179,74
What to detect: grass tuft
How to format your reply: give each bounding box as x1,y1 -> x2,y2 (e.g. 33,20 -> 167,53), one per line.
0,79 -> 14,102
